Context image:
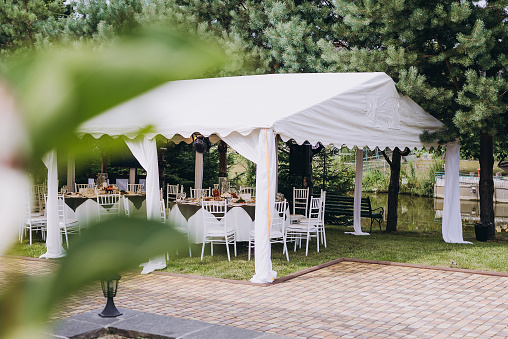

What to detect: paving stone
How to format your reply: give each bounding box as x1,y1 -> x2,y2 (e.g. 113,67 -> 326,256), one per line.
181,324 -> 269,339
4,256 -> 508,338
49,319 -> 105,339
111,312 -> 211,338
69,307 -> 142,326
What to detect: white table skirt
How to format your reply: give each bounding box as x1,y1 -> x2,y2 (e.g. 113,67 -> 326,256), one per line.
168,203 -> 255,243
63,196 -> 146,227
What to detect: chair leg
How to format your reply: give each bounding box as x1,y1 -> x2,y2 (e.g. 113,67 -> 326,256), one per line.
29,226 -> 32,246
305,232 -> 310,256
63,228 -> 69,249
284,242 -> 289,261
201,240 -> 206,260
233,238 -> 237,257
188,235 -> 192,257
322,225 -> 327,248
211,241 -> 213,256
225,238 -> 231,262
248,237 -> 252,261
316,230 -> 320,253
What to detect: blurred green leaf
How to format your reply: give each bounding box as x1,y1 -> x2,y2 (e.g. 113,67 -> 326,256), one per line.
0,217 -> 187,338
2,27 -> 225,160
53,217 -> 185,297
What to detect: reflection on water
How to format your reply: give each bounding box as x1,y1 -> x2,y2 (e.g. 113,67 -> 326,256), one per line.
363,193 -> 508,232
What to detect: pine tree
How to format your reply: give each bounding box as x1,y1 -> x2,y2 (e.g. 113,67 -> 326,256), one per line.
166,0 -> 338,73
0,0 -> 65,57
320,0 -> 508,237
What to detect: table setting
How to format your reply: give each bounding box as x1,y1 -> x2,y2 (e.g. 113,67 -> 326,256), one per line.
167,189 -> 286,243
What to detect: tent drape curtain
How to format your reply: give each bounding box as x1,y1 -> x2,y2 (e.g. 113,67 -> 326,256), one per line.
40,149 -> 66,259
353,148 -> 369,235
222,129 -> 277,283
125,137 -> 167,273
345,148 -> 369,236
443,142 -> 472,244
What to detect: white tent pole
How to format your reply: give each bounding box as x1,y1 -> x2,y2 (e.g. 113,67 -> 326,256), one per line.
442,142 -> 471,244
195,151 -> 203,189
40,149 -> 66,259
67,153 -> 75,193
129,168 -> 136,184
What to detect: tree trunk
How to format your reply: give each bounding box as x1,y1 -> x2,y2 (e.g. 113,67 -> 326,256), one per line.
479,133 -> 495,238
100,153 -> 108,174
386,149 -> 402,232
218,141 -> 227,178
381,147 -> 410,233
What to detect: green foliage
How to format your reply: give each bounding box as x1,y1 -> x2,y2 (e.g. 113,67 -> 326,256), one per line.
312,146 -> 355,195
363,158 -> 444,197
0,0 -> 65,56
326,0 -> 508,156
276,142 -> 355,203
164,142 -> 220,192
362,169 -> 389,193
454,70 -> 508,136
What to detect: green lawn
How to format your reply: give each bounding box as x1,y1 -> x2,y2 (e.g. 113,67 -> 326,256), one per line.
7,225 -> 508,281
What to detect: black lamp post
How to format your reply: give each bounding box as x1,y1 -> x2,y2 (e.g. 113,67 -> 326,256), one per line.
99,273 -> 122,318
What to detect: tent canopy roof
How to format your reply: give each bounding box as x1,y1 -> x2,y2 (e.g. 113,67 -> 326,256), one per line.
77,72 -> 443,149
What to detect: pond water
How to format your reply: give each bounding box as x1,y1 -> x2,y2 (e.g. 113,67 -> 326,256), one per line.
362,193 -> 508,232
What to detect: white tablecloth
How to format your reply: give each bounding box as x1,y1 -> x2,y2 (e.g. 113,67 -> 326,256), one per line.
63,195 -> 146,227
168,203 -> 255,243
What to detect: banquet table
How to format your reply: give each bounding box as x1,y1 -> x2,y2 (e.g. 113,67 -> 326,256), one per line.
167,201 -> 289,243
63,194 -> 146,226
167,201 -> 256,243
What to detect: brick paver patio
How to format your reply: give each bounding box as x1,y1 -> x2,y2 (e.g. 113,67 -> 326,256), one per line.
2,256 -> 508,338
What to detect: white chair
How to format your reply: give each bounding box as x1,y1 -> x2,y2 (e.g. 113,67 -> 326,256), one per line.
286,197 -> 322,256
249,200 -> 289,261
239,186 -> 256,198
21,197 -> 46,245
200,200 -> 237,261
160,198 -> 166,223
298,190 -> 327,248
57,195 -> 80,248
290,187 -> 309,223
35,183 -> 46,213
190,187 -> 211,199
75,183 -> 95,193
97,193 -> 121,221
127,183 -> 144,193
167,184 -> 180,207
122,195 -> 130,217
43,194 -> 80,248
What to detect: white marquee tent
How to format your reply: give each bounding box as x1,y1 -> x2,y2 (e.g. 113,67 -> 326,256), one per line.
41,72 -> 470,283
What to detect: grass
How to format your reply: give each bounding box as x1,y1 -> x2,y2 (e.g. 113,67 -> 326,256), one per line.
8,225 -> 508,281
